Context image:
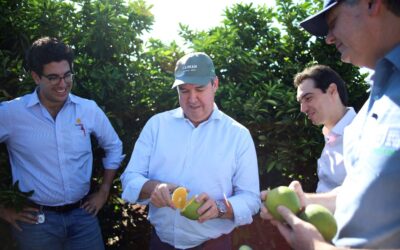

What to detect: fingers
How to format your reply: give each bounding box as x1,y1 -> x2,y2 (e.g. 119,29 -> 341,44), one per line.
289,181 -> 306,207
277,205 -> 298,227
260,190 -> 275,221
10,221 -> 22,231
196,193 -> 218,223
260,190 -> 268,201
22,207 -> 39,213
150,183 -> 174,208
81,201 -> 98,215
260,204 -> 274,220
1,207 -> 38,231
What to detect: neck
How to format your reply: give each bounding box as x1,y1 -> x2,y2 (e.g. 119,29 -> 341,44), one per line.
37,90 -> 65,119
370,14 -> 400,69
323,106 -> 347,135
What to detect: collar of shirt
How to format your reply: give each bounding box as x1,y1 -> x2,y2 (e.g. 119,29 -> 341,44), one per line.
323,107 -> 357,141
171,103 -> 223,123
26,88 -> 75,108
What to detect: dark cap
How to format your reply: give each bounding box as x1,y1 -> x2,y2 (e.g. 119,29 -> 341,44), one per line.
300,0 -> 339,36
172,52 -> 216,88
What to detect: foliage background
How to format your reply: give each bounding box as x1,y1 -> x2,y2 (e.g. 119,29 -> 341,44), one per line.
0,0 -> 369,249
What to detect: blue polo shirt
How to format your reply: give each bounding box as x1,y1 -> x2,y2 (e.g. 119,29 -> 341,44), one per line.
334,44 -> 400,248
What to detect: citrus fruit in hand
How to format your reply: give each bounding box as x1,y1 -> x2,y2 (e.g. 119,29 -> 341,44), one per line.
265,186 -> 301,222
172,187 -> 188,210
180,196 -> 203,220
298,204 -> 337,242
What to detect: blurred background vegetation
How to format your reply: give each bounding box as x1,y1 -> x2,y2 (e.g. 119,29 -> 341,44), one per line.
0,0 -> 369,249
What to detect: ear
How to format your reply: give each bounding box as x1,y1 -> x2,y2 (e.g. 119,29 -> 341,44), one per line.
368,0 -> 382,16
213,77 -> 219,91
31,71 -> 41,86
327,83 -> 338,97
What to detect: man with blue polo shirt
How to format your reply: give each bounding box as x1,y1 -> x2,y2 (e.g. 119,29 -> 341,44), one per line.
0,37 -> 124,250
121,52 -> 260,249
260,0 -> 400,249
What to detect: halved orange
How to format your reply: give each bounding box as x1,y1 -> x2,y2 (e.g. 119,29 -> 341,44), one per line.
171,187 -> 188,210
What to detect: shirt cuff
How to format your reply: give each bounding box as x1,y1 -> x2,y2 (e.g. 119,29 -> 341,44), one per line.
228,195 -> 260,226
121,175 -> 149,203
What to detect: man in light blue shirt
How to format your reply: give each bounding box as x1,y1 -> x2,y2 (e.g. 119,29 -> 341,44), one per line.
294,65 -> 356,193
260,0 -> 400,249
0,37 -> 124,250
121,52 -> 260,249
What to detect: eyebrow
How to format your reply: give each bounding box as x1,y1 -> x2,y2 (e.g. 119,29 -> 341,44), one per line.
179,85 -> 207,91
44,70 -> 72,77
297,92 -> 313,102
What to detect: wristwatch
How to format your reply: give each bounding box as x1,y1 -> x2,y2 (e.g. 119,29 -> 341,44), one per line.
216,200 -> 228,218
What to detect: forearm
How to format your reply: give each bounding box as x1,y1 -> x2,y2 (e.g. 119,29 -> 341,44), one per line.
99,169 -> 118,193
139,180 -> 177,200
139,180 -> 161,200
304,187 -> 338,213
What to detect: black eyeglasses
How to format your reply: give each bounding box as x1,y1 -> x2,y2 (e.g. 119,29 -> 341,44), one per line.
41,73 -> 74,85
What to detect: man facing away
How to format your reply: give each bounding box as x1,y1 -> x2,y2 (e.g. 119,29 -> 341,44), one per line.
0,37 -> 124,250
121,52 -> 260,249
294,65 -> 356,193
260,0 -> 400,249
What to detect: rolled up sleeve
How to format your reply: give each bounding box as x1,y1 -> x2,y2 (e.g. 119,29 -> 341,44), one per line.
229,130 -> 261,226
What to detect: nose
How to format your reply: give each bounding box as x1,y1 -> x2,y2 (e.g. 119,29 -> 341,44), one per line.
325,30 -> 335,45
300,102 -> 308,114
188,91 -> 198,103
58,77 -> 67,87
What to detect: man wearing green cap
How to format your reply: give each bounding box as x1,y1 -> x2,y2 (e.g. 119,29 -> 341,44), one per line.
260,0 -> 400,249
121,52 -> 260,249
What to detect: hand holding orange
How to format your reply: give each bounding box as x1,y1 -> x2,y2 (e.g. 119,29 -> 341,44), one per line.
171,187 -> 204,220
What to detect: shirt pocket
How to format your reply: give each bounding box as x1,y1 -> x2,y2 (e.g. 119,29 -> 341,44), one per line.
70,124 -> 92,156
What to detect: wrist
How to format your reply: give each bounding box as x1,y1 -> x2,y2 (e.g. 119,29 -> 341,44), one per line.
215,200 -> 228,218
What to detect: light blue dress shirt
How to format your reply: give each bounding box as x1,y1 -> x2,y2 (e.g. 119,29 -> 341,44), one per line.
0,89 -> 124,206
316,107 -> 356,193
334,44 -> 400,248
121,105 -> 260,249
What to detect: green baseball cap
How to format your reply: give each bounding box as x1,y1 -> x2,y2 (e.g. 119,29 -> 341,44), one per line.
172,52 -> 216,88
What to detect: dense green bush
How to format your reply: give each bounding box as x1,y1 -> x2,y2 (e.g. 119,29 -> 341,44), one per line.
0,0 -> 369,248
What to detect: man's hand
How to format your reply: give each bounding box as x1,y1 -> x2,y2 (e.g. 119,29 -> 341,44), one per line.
81,168 -> 117,215
273,205 -> 327,250
196,193 -> 219,223
81,188 -> 109,215
150,183 -> 178,208
0,206 -> 39,231
260,180 -> 307,221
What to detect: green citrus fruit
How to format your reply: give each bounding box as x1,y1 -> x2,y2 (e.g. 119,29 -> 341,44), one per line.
298,204 -> 337,242
238,245 -> 253,250
180,196 -> 203,220
265,186 -> 301,222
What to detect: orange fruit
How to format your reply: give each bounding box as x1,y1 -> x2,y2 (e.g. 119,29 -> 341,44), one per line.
298,204 -> 337,242
172,187 -> 188,210
265,186 -> 301,222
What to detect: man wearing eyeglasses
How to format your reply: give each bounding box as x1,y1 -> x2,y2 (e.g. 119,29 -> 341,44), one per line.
260,0 -> 400,249
0,37 -> 124,249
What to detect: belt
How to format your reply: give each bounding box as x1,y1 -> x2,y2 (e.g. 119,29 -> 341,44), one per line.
31,199 -> 84,213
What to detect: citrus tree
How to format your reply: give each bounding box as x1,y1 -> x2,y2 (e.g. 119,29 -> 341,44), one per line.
0,0 -> 369,248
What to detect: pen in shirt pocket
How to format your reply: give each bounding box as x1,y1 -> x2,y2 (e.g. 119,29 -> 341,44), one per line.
75,118 -> 86,136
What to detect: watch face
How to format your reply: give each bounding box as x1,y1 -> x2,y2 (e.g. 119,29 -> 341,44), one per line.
216,200 -> 227,218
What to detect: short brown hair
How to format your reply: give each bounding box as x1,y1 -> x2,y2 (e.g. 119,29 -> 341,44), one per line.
293,65 -> 349,106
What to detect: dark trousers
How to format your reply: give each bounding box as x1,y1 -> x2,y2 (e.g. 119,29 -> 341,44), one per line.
150,228 -> 232,250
